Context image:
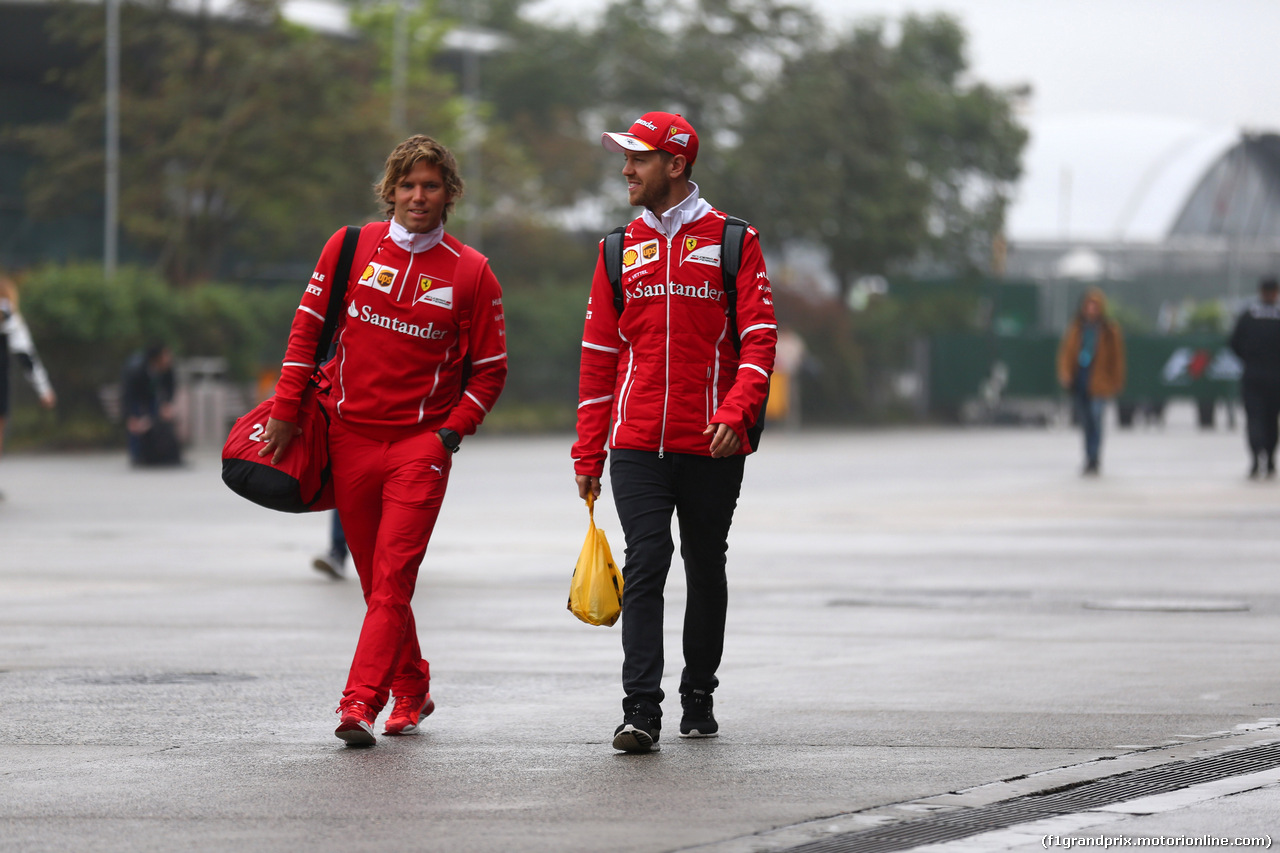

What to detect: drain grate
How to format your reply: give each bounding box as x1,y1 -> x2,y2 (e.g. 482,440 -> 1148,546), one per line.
782,741 -> 1280,853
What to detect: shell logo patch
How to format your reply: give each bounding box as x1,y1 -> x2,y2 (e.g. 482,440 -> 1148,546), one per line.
623,239 -> 660,273
360,262 -> 399,293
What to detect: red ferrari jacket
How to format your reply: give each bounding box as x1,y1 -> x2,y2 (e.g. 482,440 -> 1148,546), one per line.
572,189 -> 778,478
272,220 -> 507,441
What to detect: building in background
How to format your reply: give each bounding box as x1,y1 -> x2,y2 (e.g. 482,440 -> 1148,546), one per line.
1005,114 -> 1280,329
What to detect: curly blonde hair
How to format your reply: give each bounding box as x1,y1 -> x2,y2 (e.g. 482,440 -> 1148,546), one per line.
375,135 -> 465,223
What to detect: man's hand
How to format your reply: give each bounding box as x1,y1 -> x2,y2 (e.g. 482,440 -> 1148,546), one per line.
259,417 -> 301,465
576,475 -> 601,502
39,390 -> 56,409
125,415 -> 152,435
704,422 -> 741,458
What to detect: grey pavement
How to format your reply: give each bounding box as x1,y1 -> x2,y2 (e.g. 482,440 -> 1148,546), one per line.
1,405 -> 1278,852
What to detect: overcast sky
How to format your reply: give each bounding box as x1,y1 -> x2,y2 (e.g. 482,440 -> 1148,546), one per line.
525,0 -> 1280,132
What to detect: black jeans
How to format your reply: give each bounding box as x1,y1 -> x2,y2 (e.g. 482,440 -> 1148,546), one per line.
1242,376 -> 1280,462
609,448 -> 745,719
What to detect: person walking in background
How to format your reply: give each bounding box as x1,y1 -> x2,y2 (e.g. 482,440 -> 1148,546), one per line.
121,343 -> 180,467
1057,288 -> 1125,476
259,135 -> 507,747
1229,277 -> 1280,479
573,112 -> 777,753
0,275 -> 56,493
311,512 -> 348,580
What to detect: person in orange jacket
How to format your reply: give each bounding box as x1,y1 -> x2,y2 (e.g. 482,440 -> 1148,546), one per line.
1057,288 -> 1126,475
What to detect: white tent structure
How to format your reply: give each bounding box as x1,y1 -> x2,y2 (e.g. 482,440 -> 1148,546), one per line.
1004,113 -> 1280,289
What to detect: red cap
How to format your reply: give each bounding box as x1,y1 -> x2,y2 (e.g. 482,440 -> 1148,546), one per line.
601,111 -> 699,166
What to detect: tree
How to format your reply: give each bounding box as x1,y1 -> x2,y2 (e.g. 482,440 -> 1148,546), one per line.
728,14 -> 1027,297
17,0 -> 455,285
892,15 -> 1028,273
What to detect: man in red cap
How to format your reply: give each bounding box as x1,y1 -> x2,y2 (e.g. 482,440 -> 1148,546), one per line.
573,111 -> 778,752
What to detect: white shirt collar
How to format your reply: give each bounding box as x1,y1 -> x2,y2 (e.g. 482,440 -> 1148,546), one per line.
388,218 -> 445,253
641,181 -> 713,237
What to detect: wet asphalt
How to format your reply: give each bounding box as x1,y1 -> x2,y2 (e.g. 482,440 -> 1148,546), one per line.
1,404 -> 1277,852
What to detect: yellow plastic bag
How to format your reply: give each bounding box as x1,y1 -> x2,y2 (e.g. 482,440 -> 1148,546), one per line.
568,493 -> 624,626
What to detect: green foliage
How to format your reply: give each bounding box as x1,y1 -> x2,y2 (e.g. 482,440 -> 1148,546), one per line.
15,0 -> 421,285
1183,300 -> 1229,334
1106,296 -> 1155,335
10,263 -> 294,446
481,222 -> 597,426
727,13 -> 1027,295
777,283 -> 981,421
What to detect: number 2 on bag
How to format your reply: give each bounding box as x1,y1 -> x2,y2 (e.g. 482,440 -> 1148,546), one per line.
567,493 -> 624,627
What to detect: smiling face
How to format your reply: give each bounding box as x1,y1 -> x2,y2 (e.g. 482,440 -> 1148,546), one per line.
392,161 -> 451,234
621,149 -> 687,215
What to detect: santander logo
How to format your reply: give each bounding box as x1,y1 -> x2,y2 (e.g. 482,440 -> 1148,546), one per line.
349,302 -> 448,340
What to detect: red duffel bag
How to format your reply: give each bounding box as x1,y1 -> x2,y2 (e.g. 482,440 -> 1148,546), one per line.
221,381 -> 335,513
221,225 -> 360,514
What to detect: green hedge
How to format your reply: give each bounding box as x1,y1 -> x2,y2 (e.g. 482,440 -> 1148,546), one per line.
9,264 -> 296,448
7,262 -> 592,447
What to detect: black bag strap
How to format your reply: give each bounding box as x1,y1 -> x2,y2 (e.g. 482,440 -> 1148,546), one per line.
604,225 -> 627,316
721,216 -> 749,354
313,225 -> 362,368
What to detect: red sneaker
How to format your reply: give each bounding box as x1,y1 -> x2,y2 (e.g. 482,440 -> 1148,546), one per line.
334,700 -> 378,746
383,693 -> 435,736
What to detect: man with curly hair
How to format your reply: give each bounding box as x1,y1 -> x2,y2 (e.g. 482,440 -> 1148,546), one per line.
262,136 -> 507,745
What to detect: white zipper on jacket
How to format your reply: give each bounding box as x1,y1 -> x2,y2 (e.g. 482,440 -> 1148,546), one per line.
658,233 -> 673,458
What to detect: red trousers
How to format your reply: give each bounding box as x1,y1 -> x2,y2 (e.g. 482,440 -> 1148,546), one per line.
329,416 -> 451,710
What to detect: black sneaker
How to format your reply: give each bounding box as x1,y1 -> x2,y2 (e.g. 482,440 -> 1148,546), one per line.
679,689 -> 718,738
612,707 -> 661,753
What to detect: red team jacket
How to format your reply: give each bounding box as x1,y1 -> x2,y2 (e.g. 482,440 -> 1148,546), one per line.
273,221 -> 507,441
572,196 -> 778,478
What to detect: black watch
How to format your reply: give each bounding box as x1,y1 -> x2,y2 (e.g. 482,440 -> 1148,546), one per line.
437,428 -> 461,453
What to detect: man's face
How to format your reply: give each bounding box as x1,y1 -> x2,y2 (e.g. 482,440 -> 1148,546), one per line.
1263,287 -> 1278,305
392,160 -> 451,233
621,150 -> 676,211
1082,298 -> 1101,321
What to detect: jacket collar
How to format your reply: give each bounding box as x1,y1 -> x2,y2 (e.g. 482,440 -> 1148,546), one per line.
388,218 -> 445,253
641,181 -> 713,238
